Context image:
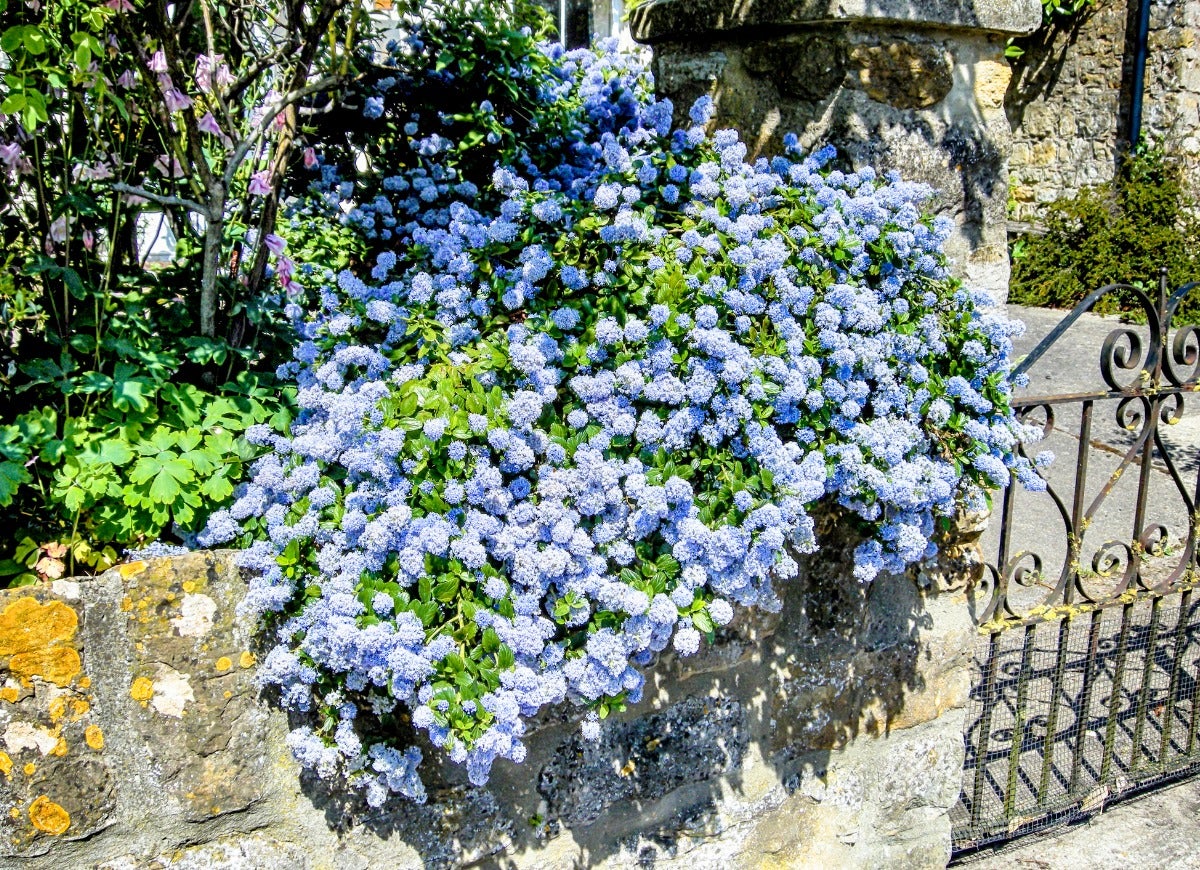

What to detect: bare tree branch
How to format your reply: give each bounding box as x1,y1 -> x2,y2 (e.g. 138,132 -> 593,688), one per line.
110,182 -> 215,219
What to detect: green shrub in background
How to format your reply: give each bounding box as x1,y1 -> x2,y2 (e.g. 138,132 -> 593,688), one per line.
1009,143 -> 1200,319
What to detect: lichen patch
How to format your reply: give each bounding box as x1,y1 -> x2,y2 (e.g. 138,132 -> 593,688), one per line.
214,656 -> 232,672
84,725 -> 105,751
130,676 -> 154,702
28,795 -> 70,835
117,561 -> 146,578
0,751 -> 11,777
170,593 -> 218,638
0,597 -> 81,686
150,666 -> 194,718
3,721 -> 60,756
239,651 -> 256,669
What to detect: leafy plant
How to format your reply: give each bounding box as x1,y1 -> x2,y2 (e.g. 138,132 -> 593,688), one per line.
204,0 -> 1043,808
1009,142 -> 1200,319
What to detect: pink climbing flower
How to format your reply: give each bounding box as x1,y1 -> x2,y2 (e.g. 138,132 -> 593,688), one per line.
117,69 -> 136,89
105,0 -> 134,10
197,112 -> 222,136
149,50 -> 168,74
194,54 -> 233,93
248,169 -> 272,196
303,147 -> 318,169
0,143 -> 20,167
83,229 -> 95,252
163,88 -> 192,113
263,233 -> 287,256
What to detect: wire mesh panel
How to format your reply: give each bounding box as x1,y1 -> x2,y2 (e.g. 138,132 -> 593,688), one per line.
952,594 -> 1200,852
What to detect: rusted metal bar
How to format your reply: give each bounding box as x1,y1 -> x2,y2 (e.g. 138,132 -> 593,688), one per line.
1130,598 -> 1163,773
1037,618 -> 1072,807
969,632 -> 1004,830
1100,602 -> 1134,783
1004,624 -> 1038,820
1160,593 -> 1192,765
1069,609 -> 1104,793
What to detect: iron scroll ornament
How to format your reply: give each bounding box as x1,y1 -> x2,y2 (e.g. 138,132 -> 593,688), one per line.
979,273 -> 1200,626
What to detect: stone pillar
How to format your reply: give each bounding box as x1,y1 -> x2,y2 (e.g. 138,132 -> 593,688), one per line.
630,0 -> 1041,302
0,527 -> 984,869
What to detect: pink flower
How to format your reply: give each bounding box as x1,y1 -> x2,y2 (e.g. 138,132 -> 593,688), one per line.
83,229 -> 95,251
49,215 -> 69,242
194,53 -> 230,93
264,233 -> 287,256
0,143 -> 20,167
163,88 -> 192,113
104,0 -> 134,10
303,147 -> 318,169
117,69 -> 136,89
153,154 -> 185,177
248,169 -> 272,197
197,112 -> 222,136
149,49 -> 168,74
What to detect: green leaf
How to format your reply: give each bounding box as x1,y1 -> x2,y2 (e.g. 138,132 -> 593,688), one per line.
129,451 -> 194,504
0,459 -> 30,506
97,439 -> 133,465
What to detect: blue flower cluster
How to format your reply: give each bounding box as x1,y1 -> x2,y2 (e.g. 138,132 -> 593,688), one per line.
203,31 -> 1043,805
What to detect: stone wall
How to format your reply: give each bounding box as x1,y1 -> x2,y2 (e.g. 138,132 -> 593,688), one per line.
0,518 -> 983,869
630,0 -> 1042,302
1007,0 -> 1200,221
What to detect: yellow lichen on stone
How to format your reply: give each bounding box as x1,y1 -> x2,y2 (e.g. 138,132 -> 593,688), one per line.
214,656 -> 232,672
130,676 -> 154,702
51,738 -> 67,757
28,795 -> 70,835
239,651 -> 256,669
71,699 -> 90,720
9,647 -> 82,688
77,676 -> 91,689
0,597 -> 82,687
49,696 -> 68,722
223,691 -> 233,699
118,561 -> 146,578
0,751 -> 11,777
23,762 -> 35,776
84,725 -> 104,751
120,597 -> 133,612
0,686 -> 18,703
182,580 -> 197,593
8,807 -> 17,819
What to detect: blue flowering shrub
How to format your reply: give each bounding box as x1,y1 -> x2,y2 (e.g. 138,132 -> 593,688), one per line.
202,1 -> 1045,807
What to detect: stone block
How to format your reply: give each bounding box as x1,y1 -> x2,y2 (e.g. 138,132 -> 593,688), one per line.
0,515 -> 982,869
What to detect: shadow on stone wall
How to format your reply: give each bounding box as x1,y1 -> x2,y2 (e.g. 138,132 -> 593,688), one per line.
277,518 -> 966,869
1003,7 -> 1098,133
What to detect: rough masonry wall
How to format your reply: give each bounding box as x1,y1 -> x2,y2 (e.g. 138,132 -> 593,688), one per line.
0,527 -> 981,869
630,0 -> 1042,302
1007,0 -> 1200,221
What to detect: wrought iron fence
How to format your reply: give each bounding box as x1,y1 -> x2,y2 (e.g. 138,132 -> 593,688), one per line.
951,272 -> 1200,855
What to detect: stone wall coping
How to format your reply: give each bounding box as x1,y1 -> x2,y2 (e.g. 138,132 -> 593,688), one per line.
630,0 -> 1043,44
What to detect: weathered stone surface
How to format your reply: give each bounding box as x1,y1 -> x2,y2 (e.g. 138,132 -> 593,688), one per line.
631,0 -> 1042,44
0,525 -> 979,869
118,555 -> 272,823
1007,0 -> 1200,222
0,586 -> 118,858
847,41 -> 954,109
